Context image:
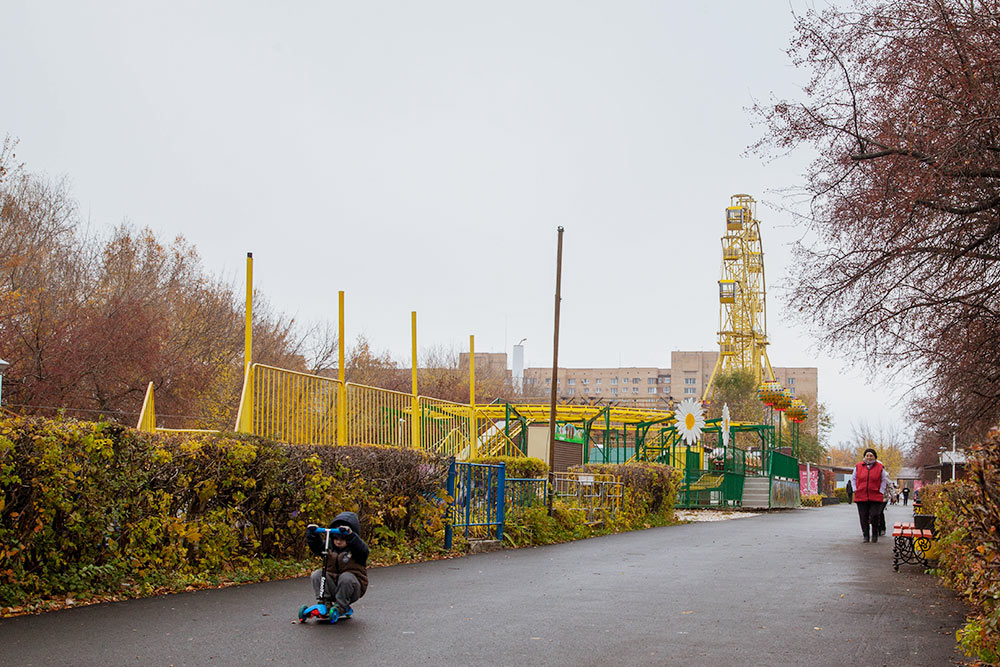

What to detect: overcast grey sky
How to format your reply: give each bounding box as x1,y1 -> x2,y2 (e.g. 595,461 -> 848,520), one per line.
1,0 -> 910,448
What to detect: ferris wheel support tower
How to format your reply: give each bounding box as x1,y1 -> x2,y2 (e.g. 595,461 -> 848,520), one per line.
703,194 -> 776,402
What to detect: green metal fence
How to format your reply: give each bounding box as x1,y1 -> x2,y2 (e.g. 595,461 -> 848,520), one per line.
676,468 -> 745,508
769,450 -> 801,480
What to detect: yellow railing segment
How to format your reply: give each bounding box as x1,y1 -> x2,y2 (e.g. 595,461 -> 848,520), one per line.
418,396 -> 472,457
479,417 -> 525,457
251,364 -> 340,445
345,383 -> 414,447
476,403 -> 674,428
137,382 -> 156,433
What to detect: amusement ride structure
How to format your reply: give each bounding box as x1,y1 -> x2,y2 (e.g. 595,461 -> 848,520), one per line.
704,194 -> 775,398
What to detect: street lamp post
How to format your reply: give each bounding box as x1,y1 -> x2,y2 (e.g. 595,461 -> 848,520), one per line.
952,431 -> 957,481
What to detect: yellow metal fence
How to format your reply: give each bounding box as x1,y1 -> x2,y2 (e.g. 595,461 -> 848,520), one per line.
139,364 -> 679,464
252,364 -> 339,445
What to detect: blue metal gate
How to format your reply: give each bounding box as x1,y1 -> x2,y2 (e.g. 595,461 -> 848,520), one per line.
445,460 -> 505,547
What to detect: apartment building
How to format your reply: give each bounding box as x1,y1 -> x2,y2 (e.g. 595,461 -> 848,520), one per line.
521,365 -> 669,406
521,350 -> 818,409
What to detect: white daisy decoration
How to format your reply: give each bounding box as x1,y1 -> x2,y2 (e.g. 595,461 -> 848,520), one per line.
674,398 -> 706,446
721,403 -> 731,449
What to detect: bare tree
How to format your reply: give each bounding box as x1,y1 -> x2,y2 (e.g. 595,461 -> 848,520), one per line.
755,1 -> 1000,443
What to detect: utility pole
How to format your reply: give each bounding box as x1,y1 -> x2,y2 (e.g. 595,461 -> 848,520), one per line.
547,226 -> 565,480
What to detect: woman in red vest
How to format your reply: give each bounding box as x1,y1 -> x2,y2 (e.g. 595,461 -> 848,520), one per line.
850,448 -> 890,543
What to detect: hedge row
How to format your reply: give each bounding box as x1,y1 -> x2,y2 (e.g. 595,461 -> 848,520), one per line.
0,415 -> 451,611
921,433 -> 1000,664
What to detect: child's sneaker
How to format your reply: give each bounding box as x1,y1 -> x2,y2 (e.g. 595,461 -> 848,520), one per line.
340,606 -> 353,619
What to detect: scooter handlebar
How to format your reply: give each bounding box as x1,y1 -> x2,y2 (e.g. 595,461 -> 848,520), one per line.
309,526 -> 350,536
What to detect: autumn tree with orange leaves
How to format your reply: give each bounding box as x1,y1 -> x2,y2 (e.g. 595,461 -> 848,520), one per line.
0,139 -> 335,428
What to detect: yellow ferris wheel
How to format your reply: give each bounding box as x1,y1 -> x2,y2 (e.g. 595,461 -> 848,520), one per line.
704,194 -> 775,401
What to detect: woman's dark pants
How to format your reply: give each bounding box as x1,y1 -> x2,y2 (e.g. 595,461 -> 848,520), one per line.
856,500 -> 881,539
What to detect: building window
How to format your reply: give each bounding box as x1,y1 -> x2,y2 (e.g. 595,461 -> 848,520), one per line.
611,378 -> 618,386
648,387 -> 656,394
684,387 -> 696,394
568,389 -> 575,395
648,378 -> 655,384
596,379 -> 602,385
595,388 -> 601,394
545,378 -> 551,384
611,388 -> 618,395
582,378 -> 589,385
568,379 -> 575,386
685,378 -> 696,385
789,378 -> 795,385
632,387 -> 639,393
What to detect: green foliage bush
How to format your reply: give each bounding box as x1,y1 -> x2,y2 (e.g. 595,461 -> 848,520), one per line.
800,494 -> 823,507
920,434 -> 1000,663
570,462 -> 681,520
0,415 -> 450,612
469,455 -> 547,479
833,487 -> 849,503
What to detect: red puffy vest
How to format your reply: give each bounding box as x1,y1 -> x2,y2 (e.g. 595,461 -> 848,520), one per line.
854,461 -> 884,503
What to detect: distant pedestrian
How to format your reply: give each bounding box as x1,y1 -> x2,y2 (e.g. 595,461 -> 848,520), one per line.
845,479 -> 853,504
902,487 -> 910,505
851,448 -> 890,543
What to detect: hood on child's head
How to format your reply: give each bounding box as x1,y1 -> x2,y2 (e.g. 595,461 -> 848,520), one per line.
330,511 -> 361,535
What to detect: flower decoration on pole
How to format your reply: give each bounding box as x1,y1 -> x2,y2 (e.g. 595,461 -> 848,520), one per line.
758,380 -> 782,406
786,399 -> 808,423
674,397 -> 706,446
721,403 -> 731,449
772,386 -> 792,412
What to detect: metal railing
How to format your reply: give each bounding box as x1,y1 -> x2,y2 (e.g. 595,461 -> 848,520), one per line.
419,396 -> 472,457
346,383 -> 413,447
445,460 -> 505,545
551,471 -> 623,523
506,477 -> 548,514
251,364 -> 340,445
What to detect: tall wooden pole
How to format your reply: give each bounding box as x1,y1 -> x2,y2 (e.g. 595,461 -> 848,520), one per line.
547,226 -> 565,470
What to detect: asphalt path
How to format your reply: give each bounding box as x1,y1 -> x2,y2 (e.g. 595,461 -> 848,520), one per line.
0,502 -> 970,666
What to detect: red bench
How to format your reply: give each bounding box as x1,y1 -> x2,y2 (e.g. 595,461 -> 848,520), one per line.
892,521 -> 935,571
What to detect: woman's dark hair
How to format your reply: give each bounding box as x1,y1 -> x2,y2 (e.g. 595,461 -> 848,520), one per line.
863,447 -> 878,458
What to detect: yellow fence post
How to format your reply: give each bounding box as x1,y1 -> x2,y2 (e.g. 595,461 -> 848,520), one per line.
338,291 -> 346,446
245,252 -> 253,423
411,311 -> 420,449
469,334 -> 476,458
235,364 -> 254,434
136,381 -> 156,432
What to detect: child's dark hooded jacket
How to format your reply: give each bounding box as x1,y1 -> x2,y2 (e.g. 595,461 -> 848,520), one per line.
306,511 -> 369,594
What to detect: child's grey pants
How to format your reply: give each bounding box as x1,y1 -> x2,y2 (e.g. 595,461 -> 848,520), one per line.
311,569 -> 361,612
